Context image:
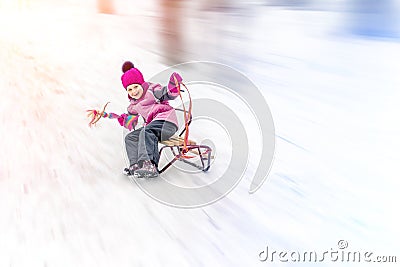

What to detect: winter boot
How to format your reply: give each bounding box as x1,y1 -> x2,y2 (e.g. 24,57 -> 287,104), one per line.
123,163 -> 140,176
134,160 -> 159,178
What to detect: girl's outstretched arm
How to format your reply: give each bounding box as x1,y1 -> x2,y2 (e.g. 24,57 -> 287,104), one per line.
101,112 -> 139,131
87,102 -> 138,130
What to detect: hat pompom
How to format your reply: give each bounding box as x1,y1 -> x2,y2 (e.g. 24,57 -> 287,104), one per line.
122,61 -> 134,73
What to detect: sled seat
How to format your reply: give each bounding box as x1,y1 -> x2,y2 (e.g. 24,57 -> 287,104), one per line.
160,135 -> 196,146
160,136 -> 214,158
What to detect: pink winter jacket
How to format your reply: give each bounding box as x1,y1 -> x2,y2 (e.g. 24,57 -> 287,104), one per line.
127,82 -> 179,128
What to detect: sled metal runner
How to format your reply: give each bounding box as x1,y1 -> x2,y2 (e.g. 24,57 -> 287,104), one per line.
158,108 -> 213,174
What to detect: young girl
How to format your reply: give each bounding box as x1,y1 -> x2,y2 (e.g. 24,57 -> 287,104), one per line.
120,61 -> 182,178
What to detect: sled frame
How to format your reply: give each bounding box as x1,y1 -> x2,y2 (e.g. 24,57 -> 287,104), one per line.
158,108 -> 213,174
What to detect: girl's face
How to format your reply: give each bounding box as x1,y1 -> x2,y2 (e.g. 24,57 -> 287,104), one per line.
127,83 -> 144,99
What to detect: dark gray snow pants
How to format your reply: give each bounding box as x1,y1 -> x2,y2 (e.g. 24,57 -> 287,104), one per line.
125,120 -> 178,167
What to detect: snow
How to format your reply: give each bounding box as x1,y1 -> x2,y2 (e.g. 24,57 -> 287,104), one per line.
1,1 -> 399,266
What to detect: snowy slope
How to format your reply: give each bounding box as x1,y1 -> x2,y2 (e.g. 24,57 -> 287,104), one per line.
1,2 -> 399,267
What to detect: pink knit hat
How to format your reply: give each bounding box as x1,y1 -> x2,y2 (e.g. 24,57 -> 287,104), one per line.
121,61 -> 145,88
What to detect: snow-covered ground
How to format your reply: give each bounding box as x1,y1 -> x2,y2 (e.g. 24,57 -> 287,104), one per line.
1,1 -> 399,266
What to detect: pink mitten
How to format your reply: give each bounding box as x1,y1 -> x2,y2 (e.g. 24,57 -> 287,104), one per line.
168,72 -> 183,93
